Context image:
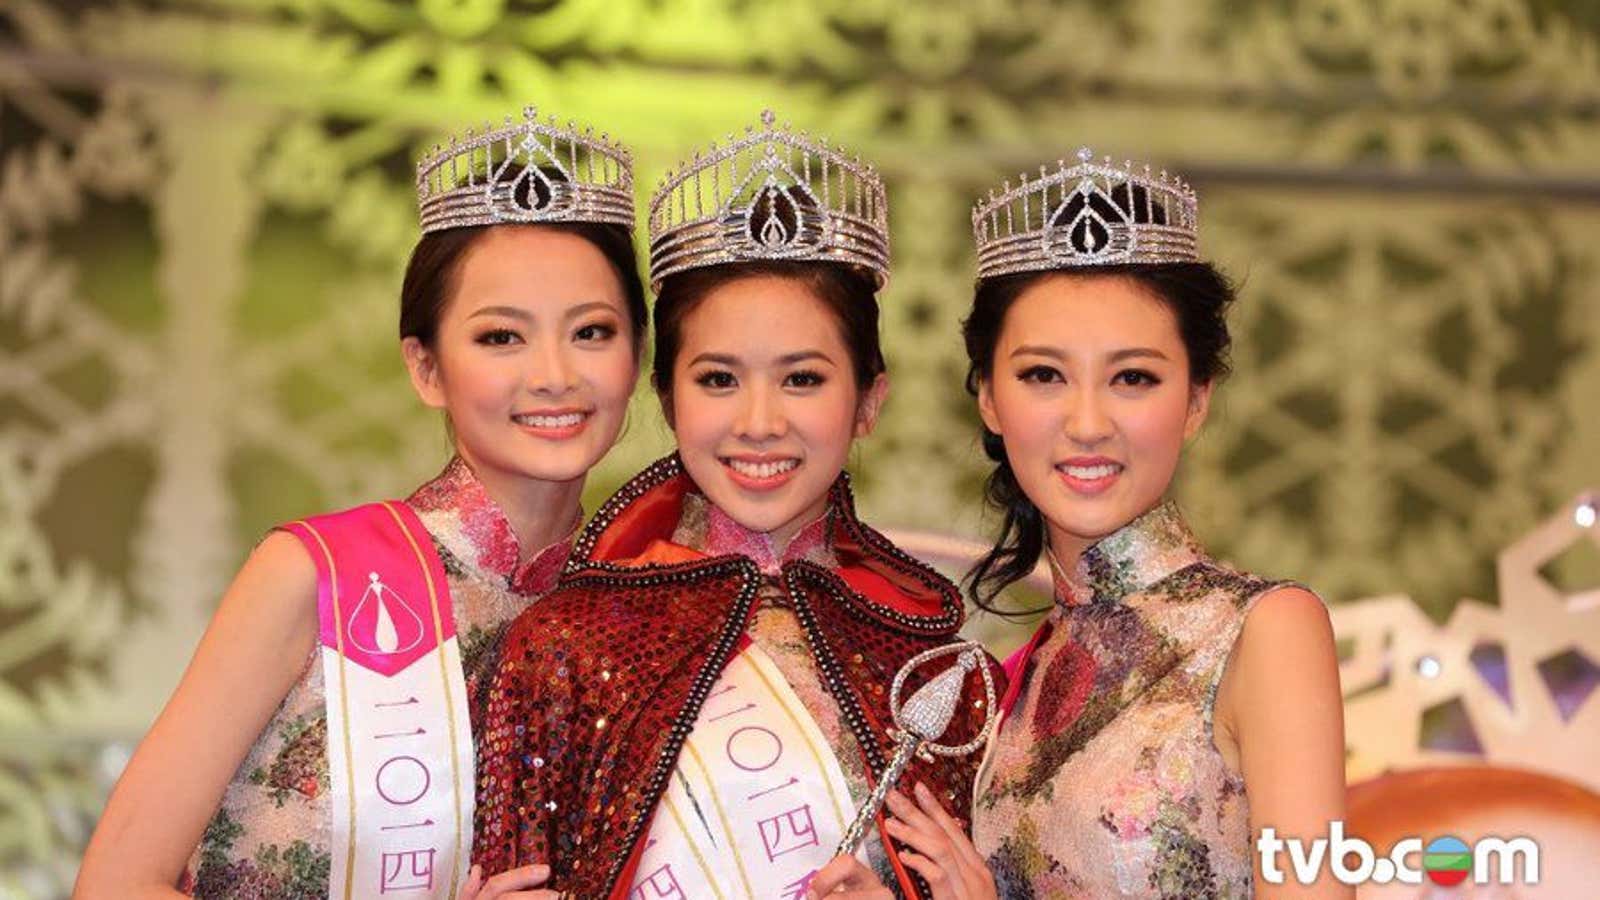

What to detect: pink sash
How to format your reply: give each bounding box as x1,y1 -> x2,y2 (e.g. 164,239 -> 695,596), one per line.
998,621 -> 1051,717
283,501 -> 473,900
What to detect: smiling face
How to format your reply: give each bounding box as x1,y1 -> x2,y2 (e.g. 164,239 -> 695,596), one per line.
402,226 -> 639,498
977,274 -> 1212,563
667,275 -> 887,549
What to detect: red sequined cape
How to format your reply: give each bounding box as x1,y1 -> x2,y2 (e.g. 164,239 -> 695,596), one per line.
472,455 -> 1001,898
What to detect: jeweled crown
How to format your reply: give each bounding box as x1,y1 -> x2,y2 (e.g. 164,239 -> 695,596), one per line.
648,110 -> 890,290
972,147 -> 1199,279
415,105 -> 633,235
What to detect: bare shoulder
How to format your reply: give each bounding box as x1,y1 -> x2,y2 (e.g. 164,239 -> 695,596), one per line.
1239,586 -> 1332,654
240,529 -> 317,584
1230,585 -> 1337,689
1216,585 -> 1339,739
212,529 -> 320,647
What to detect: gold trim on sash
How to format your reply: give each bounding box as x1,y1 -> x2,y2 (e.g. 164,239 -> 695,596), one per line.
744,653 -> 851,826
679,742 -> 759,894
291,520 -> 360,900
662,792 -> 731,900
637,645 -> 861,898
381,501 -> 466,900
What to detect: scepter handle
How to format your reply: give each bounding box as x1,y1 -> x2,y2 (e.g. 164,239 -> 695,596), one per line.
834,732 -> 921,857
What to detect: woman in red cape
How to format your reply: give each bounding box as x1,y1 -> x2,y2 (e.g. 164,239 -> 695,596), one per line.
471,111 -> 998,899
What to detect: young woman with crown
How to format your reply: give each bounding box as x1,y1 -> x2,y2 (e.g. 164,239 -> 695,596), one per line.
470,111 -> 999,899
77,107 -> 646,900
807,153 -> 1349,899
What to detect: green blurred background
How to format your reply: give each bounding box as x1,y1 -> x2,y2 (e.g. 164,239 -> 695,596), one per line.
3,0 -> 1600,895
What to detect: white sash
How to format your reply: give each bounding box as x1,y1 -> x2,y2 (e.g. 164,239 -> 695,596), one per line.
290,501 -> 474,899
630,644 -> 865,900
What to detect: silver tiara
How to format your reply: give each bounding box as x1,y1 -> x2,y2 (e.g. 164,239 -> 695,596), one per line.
415,105 -> 633,235
648,110 -> 890,290
972,147 -> 1199,279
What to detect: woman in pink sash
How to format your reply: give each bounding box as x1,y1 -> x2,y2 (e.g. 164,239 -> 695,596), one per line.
76,107 -> 644,900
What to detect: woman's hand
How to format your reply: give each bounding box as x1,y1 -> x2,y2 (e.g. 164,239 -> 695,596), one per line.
880,783 -> 996,900
805,855 -> 895,899
459,863 -> 560,899
807,783 -> 996,900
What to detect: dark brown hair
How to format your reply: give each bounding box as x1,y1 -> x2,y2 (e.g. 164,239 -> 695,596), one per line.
961,262 -> 1236,613
650,261 -> 885,406
398,221 -> 647,355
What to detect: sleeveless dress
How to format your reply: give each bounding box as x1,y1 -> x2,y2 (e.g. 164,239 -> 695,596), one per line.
182,457 -> 574,898
973,500 -> 1299,899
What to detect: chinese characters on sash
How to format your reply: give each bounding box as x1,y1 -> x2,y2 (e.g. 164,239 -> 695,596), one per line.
287,503 -> 475,899
630,645 -> 863,899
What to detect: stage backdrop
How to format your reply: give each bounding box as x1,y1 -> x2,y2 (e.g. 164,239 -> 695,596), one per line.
3,0 -> 1599,895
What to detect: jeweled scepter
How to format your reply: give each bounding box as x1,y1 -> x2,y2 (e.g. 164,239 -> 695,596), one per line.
835,641 -> 999,856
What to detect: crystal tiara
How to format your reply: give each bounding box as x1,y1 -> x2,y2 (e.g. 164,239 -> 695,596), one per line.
648,110 -> 890,290
415,105 -> 634,235
972,147 -> 1199,279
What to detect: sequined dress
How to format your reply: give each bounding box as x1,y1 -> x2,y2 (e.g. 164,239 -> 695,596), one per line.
973,501 -> 1294,899
472,454 -> 998,899
182,457 -> 574,898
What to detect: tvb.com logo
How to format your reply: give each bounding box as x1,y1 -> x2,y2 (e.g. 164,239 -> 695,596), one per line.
1257,822 -> 1540,886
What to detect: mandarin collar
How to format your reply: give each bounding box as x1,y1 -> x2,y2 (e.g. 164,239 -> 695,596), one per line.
1048,500 -> 1205,608
407,456 -> 578,596
675,491 -> 835,575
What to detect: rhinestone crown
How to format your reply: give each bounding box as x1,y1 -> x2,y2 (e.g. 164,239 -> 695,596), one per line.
972,147 -> 1199,279
648,109 -> 890,290
415,105 -> 633,235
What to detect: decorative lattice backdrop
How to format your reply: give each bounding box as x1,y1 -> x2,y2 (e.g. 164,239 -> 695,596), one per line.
4,0 -> 1599,894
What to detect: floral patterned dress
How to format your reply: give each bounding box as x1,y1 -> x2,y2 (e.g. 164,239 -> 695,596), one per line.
182,457 -> 574,898
973,501 -> 1301,899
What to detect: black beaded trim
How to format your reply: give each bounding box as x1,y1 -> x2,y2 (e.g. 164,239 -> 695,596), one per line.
566,453 -> 686,572
782,562 -> 890,775
824,473 -> 964,633
785,561 -> 942,900
556,555 -> 762,893
564,555 -> 737,580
